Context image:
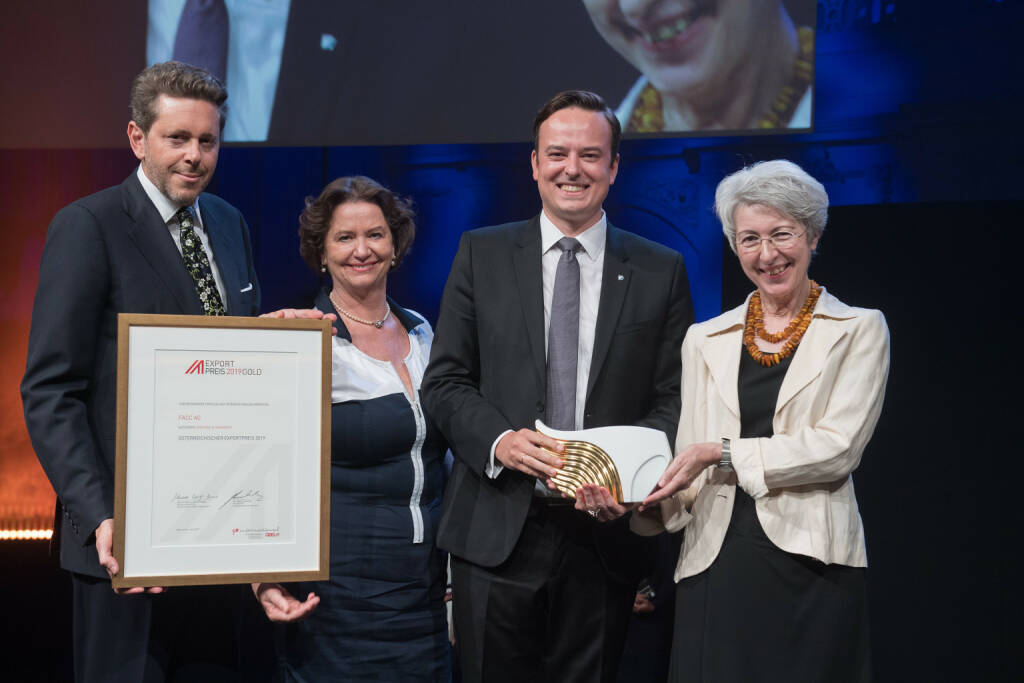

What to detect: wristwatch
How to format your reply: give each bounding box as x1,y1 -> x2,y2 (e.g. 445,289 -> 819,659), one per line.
719,437 -> 734,472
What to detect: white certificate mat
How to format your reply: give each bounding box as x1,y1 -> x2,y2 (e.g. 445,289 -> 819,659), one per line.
113,314 -> 331,588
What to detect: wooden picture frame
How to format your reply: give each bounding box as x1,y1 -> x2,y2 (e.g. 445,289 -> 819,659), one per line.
112,314 -> 331,588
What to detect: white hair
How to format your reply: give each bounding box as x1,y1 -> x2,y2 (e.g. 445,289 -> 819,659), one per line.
714,160 -> 829,253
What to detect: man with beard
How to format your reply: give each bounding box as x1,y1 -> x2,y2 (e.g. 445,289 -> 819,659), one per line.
21,61 -> 265,682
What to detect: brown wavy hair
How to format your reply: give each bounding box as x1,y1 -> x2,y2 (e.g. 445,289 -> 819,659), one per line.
298,176 -> 416,273
129,61 -> 228,133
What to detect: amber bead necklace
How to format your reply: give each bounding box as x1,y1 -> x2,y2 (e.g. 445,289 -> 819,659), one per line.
744,280 -> 822,367
627,26 -> 814,133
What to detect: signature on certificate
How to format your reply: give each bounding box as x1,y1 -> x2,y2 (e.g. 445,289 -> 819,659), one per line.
219,488 -> 265,509
171,492 -> 218,508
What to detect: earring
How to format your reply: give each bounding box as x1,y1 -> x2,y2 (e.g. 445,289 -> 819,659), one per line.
391,258 -> 396,267
320,264 -> 326,273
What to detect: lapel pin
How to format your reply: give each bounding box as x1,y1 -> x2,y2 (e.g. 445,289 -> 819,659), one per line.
321,34 -> 338,51
617,274 -> 625,281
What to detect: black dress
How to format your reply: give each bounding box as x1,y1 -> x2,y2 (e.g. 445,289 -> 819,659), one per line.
274,293 -> 451,681
669,348 -> 872,683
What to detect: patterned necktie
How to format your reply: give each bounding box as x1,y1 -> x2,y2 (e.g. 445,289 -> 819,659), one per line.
172,0 -> 229,84
176,207 -> 225,316
545,237 -> 582,430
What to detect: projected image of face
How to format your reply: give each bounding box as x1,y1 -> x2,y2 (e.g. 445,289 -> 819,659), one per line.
531,107 -> 619,236
582,0 -> 806,131
128,95 -> 221,207
583,0 -> 785,98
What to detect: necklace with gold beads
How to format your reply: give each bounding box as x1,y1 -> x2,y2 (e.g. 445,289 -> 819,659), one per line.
743,281 -> 822,367
627,26 -> 814,133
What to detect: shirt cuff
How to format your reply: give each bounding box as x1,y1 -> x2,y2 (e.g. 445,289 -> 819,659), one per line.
485,430 -> 513,479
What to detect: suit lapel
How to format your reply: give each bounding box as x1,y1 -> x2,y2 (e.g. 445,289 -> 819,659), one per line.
121,174 -> 204,315
704,290 -> 855,419
512,218 -> 546,389
775,294 -> 854,413
199,196 -> 243,315
701,306 -> 745,421
586,225 -> 630,399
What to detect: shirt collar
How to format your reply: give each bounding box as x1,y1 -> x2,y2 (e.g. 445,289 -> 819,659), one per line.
539,209 -> 606,262
136,165 -> 204,229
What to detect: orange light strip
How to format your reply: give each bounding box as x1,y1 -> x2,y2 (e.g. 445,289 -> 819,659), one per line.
0,528 -> 53,541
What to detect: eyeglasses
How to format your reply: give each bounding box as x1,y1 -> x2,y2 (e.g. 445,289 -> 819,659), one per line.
736,229 -> 806,252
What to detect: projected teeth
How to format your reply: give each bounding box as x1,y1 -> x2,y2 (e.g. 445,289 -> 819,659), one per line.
645,17 -> 689,43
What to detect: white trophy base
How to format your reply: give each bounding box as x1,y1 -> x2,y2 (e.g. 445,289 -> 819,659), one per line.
535,420 -> 671,503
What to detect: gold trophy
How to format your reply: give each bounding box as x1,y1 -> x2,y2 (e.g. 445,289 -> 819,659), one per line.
535,421 -> 671,503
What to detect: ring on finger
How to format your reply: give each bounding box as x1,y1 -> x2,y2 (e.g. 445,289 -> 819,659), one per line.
587,508 -> 598,518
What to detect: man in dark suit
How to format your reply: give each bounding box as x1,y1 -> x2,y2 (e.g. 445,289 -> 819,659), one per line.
20,62 -> 262,682
422,90 -> 693,682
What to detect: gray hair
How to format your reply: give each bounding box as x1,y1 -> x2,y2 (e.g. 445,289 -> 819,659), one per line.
714,160 -> 829,253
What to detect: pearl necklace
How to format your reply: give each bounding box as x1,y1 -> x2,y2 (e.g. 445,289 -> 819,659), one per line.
329,291 -> 391,329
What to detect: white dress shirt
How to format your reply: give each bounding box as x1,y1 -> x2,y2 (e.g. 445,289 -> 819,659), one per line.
485,210 -> 607,479
136,166 -> 227,304
146,0 -> 291,142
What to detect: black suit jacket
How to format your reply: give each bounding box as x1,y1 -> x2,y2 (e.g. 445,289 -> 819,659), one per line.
266,2 -> 634,146
20,172 -> 261,578
267,1 -> 468,146
422,217 -> 693,570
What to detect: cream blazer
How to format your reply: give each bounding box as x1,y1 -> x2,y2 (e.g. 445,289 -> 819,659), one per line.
633,288 -> 890,582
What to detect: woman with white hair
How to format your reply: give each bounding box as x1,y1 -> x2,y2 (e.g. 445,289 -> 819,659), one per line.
636,160 -> 889,681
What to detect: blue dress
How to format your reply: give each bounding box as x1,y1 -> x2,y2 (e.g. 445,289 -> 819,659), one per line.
276,292 -> 450,681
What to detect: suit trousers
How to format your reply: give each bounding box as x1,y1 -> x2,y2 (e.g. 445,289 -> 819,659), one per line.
451,499 -> 635,683
70,573 -> 246,683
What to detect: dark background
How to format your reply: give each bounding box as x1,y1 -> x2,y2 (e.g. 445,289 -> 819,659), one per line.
0,1 -> 1019,680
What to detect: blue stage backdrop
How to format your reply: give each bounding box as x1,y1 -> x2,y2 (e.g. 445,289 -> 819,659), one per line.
213,142 -> 727,325
201,0 -> 1022,325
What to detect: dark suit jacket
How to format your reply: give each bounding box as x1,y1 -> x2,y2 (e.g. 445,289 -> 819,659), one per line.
265,2 -> 636,146
20,172 -> 261,578
422,217 -> 693,570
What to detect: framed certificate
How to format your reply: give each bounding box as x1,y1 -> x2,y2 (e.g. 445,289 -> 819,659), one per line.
112,314 -> 331,588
